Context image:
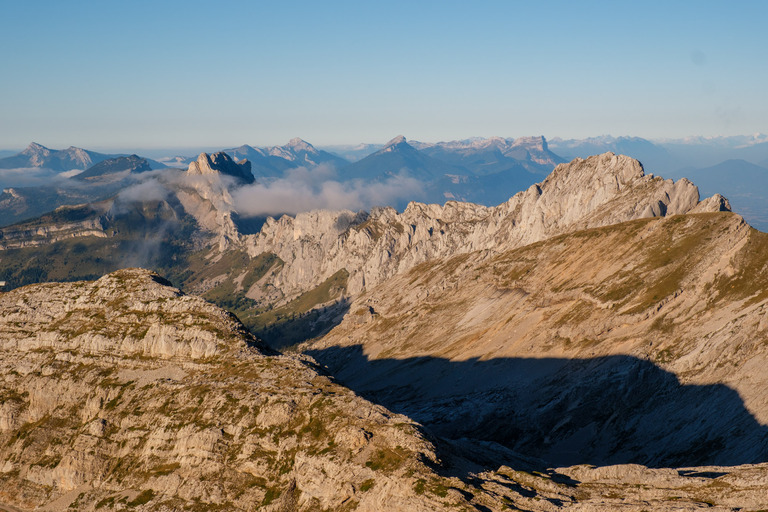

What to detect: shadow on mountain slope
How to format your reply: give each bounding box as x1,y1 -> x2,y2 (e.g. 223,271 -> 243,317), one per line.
306,344 -> 768,469
255,298 -> 351,350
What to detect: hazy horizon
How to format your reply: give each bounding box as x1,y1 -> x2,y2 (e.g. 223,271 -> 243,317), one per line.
3,131 -> 768,159
1,1 -> 765,149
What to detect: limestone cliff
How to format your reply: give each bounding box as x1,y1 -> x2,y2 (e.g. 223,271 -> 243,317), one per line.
186,152 -> 254,185
243,153 -> 729,303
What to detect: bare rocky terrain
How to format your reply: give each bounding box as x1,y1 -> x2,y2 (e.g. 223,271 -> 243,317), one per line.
0,269 -> 520,511
1,151 -> 768,510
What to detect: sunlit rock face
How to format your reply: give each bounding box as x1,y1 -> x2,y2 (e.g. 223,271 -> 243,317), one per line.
0,268 -> 491,511
186,151 -> 254,185
245,152 -> 727,300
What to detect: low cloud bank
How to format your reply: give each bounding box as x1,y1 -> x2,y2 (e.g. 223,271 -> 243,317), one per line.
232,166 -> 425,216
116,178 -> 172,204
0,167 -> 76,188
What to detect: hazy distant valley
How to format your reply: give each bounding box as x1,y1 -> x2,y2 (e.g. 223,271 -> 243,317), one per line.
2,136 -> 768,511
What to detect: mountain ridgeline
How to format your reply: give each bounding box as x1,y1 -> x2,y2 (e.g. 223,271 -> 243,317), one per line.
0,135 -> 570,227
3,149 -> 768,510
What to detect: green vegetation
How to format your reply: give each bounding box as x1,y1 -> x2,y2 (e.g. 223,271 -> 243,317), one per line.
127,490 -> 155,507
262,487 -> 281,506
151,462 -> 180,476
248,269 -> 349,347
181,249 -> 282,309
709,226 -> 768,305
251,269 -> 348,328
0,200 -> 197,290
365,446 -> 408,472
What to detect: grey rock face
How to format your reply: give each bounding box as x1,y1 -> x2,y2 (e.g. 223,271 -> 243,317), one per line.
187,151 -> 254,184
244,153 -> 728,302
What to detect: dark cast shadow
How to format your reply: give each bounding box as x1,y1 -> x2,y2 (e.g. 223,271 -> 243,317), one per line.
305,344 -> 768,469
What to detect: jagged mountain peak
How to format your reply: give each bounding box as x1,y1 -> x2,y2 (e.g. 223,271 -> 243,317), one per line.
187,151 -> 254,184
247,152 -> 729,302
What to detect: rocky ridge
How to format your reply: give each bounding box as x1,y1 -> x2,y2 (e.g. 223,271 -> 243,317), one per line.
185,152 -> 253,185
2,150 -> 768,511
0,202 -> 117,250
296,210 -> 768,509
0,153 -> 247,251
0,268 -> 524,511
243,153 -> 730,303
305,212 -> 768,460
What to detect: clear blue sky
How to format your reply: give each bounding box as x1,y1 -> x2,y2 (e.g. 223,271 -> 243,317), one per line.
1,0 -> 766,150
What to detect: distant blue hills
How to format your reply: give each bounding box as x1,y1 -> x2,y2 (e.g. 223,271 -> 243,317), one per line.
2,134 -> 768,231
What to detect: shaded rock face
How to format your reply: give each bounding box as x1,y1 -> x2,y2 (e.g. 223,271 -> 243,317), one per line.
187,151 -> 254,184
75,155 -> 152,181
303,211 -> 768,470
244,153 -> 728,302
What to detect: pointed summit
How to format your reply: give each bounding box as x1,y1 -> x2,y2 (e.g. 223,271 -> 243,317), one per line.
383,135 -> 407,149
340,134 -> 461,181
187,152 -> 254,184
286,137 -> 315,152
24,142 -> 49,153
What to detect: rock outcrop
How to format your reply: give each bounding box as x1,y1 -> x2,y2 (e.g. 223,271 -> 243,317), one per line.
0,269 -> 517,511
304,210 -> 768,466
244,153 -> 728,302
186,152 -> 254,185
174,152 -> 255,245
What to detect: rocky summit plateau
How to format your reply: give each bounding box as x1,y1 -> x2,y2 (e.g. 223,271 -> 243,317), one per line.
1,150 -> 768,511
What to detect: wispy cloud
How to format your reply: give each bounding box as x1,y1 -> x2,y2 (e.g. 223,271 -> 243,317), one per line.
231,165 -> 425,216
116,177 -> 172,203
0,168 -> 72,188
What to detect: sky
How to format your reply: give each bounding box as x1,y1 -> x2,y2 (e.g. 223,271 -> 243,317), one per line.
1,0 -> 766,151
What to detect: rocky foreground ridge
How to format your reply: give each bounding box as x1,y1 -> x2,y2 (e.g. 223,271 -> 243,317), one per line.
0,269 -> 516,511
4,272 -> 768,512
299,211 -> 768,510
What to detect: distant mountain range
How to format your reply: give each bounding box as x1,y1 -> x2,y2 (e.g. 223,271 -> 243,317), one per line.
74,154 -> 152,181
339,135 -> 462,181
0,142 -> 166,173
0,151 -> 161,226
3,134 -> 768,230
550,134 -> 768,175
223,138 -> 348,179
